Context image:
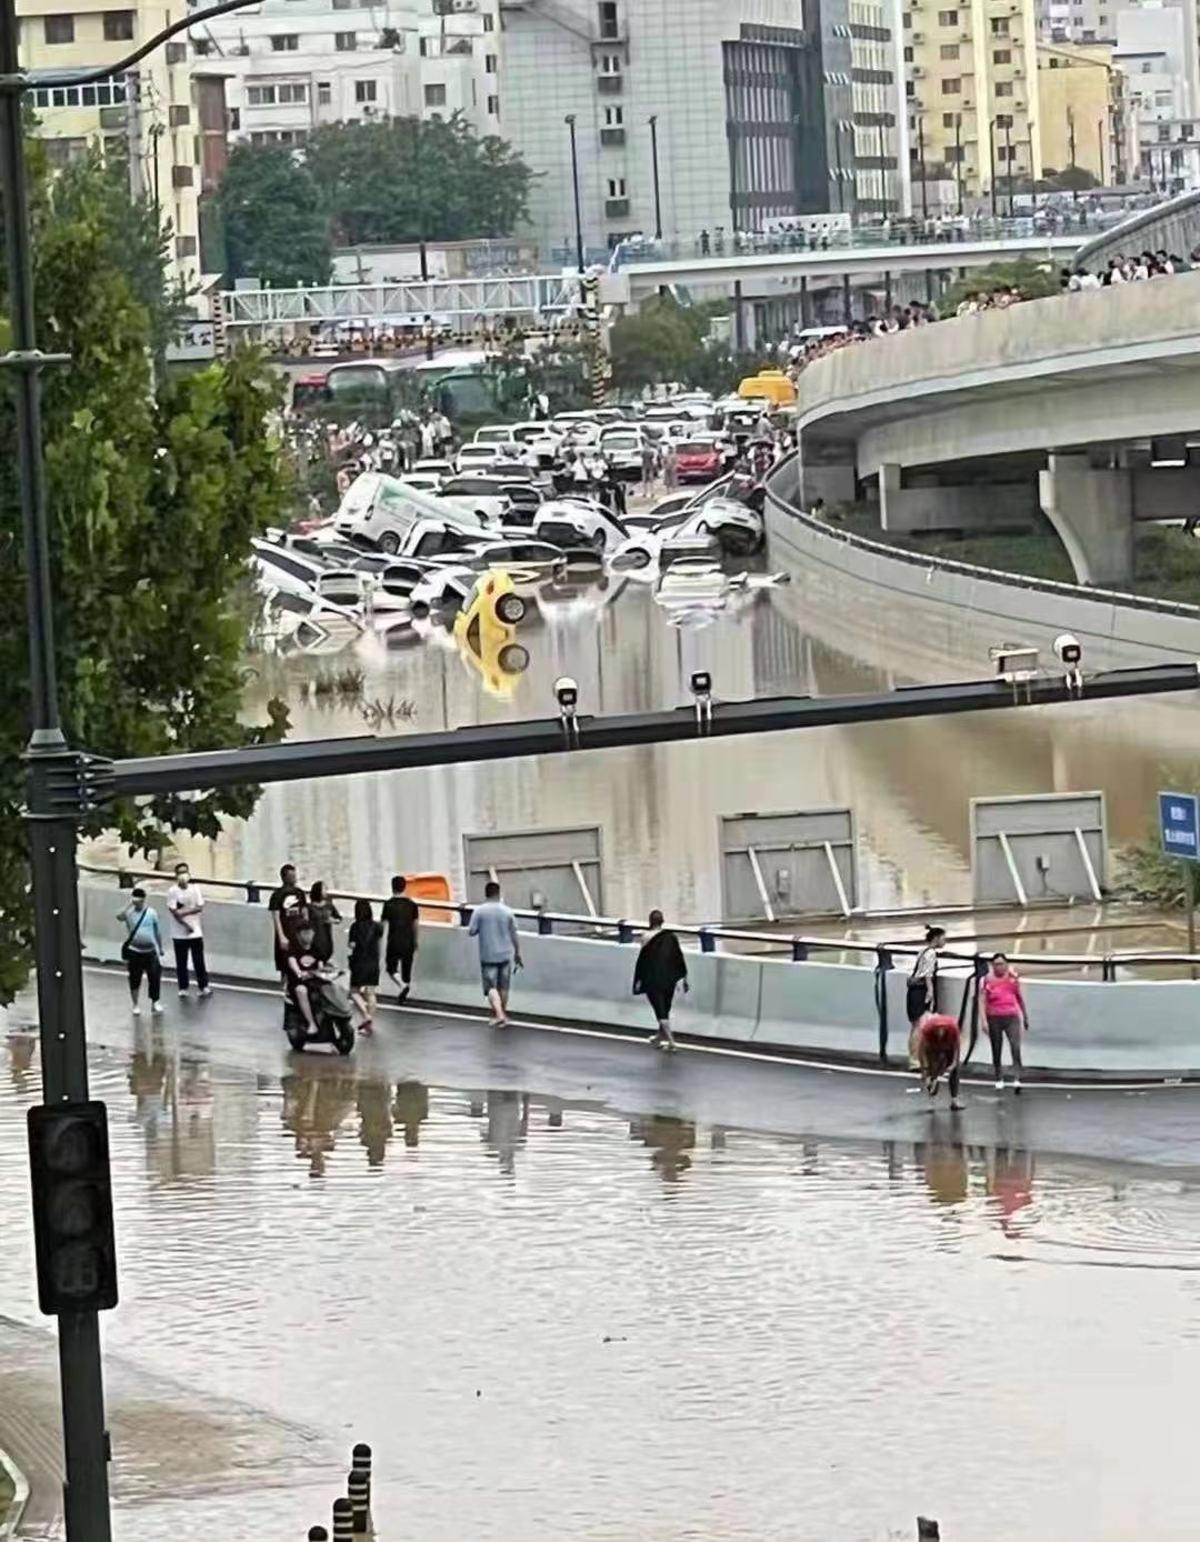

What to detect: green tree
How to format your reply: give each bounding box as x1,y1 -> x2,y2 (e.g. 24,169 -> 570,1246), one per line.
939,256 -> 1062,313
302,115 -> 532,246
0,151 -> 290,1000
218,142 -> 331,286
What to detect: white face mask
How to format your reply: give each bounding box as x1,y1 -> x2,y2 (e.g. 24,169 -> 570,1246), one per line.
176,873 -> 189,887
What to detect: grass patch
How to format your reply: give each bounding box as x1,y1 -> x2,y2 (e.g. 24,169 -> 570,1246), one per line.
824,505 -> 1200,604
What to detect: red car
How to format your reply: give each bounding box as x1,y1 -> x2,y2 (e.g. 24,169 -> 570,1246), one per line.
675,439 -> 724,483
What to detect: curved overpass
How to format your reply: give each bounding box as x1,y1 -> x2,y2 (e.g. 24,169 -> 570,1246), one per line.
793,272 -> 1200,585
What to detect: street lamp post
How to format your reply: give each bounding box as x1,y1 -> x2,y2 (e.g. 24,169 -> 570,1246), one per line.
1097,117 -> 1106,185
988,117 -> 998,217
917,113 -> 928,221
1067,106 -> 1078,203
565,113 -> 584,272
1027,119 -> 1037,211
833,120 -> 846,213
1004,116 -> 1014,217
648,113 -> 663,242
954,113 -> 963,215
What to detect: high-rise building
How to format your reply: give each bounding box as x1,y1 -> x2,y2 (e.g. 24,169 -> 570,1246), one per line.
499,0 -> 854,259
193,0 -> 501,149
18,0 -> 206,288
1037,39 -> 1135,181
904,0 -> 1042,207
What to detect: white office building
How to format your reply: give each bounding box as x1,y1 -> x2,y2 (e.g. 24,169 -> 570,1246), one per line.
193,0 -> 501,146
499,0 -> 858,260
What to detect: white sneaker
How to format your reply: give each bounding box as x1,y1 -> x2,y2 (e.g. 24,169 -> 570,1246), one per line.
1013,1079 -> 1022,1095
178,988 -> 189,998
151,1002 -> 164,1015
199,986 -> 213,999
131,1004 -> 141,1016
995,1078 -> 1005,1091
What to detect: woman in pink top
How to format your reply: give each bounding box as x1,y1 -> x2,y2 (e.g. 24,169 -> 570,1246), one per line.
982,953 -> 1029,1093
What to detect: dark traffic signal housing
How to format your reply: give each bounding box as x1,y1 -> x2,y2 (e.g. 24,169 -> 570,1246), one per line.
28,1101 -> 118,1316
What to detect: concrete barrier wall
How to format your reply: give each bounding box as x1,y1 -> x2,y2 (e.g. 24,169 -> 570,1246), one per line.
764,481 -> 1200,668
83,884 -> 1200,1078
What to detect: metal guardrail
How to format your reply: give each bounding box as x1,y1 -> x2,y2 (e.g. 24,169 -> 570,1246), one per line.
80,864 -> 1200,981
763,455 -> 1200,623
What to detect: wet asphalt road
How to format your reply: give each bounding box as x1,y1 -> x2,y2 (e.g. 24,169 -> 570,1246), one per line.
19,965 -> 1196,1174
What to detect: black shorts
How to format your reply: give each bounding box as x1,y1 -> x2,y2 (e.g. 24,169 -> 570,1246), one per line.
646,985 -> 676,1021
906,980 -> 932,1025
387,939 -> 415,982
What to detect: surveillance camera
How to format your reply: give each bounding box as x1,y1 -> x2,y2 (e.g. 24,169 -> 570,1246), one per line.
553,676 -> 579,712
690,670 -> 712,697
1053,633 -> 1082,667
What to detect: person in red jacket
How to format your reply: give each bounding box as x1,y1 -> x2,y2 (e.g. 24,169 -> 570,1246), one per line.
913,1011 -> 963,1111
981,953 -> 1029,1093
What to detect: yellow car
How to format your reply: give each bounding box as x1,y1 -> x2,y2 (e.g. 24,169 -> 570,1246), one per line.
452,569 -> 531,697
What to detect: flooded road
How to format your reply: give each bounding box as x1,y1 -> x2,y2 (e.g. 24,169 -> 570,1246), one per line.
3,977 -> 1200,1540
139,559 -> 1200,933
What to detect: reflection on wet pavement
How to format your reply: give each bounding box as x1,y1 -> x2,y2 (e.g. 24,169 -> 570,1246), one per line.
3,1015 -> 1200,1540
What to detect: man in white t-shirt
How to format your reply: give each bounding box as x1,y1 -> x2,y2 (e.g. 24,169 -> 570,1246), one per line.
166,863 -> 212,998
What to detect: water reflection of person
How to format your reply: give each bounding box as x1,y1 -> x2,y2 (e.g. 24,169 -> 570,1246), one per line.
6,1030 -> 37,1093
393,1079 -> 430,1148
483,1090 -> 529,1176
634,1116 -> 695,1185
357,1076 -> 393,1167
915,1136 -> 969,1208
281,1067 -> 358,1179
127,1020 -> 168,1131
986,1146 -> 1036,1238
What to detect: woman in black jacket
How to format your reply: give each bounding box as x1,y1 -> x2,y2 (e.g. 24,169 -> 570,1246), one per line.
633,910 -> 688,1052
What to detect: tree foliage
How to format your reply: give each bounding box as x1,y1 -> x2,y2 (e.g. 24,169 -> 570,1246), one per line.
608,294 -> 760,395
939,256 -> 1061,313
218,142 -> 332,286
0,150 -> 289,1000
303,115 -> 532,247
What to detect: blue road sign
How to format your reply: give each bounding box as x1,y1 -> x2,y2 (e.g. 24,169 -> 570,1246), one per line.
1159,791 -> 1200,861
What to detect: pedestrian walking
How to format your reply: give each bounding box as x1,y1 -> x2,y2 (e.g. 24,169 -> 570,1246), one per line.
118,888 -> 165,1015
640,438 -> 657,496
661,441 -> 678,492
269,862 -> 304,979
308,880 -> 342,964
166,863 -> 211,997
468,880 -> 522,1026
633,909 -> 688,1051
982,952 -> 1029,1093
382,874 -> 419,1001
348,897 -> 383,1030
906,925 -> 946,1066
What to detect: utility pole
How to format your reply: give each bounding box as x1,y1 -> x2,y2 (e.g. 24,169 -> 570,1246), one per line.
1004,116 -> 1014,216
917,114 -> 928,220
565,113 -> 584,272
954,113 -> 963,214
1067,106 -> 1078,202
648,114 -> 663,241
989,118 -> 998,217
833,120 -> 846,213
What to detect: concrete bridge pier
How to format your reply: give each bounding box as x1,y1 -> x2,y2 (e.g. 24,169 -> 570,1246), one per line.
797,439 -> 856,509
879,463 -> 1037,535
1038,454 -> 1134,587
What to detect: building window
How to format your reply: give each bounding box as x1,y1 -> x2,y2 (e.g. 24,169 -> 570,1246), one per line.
43,136 -> 87,166
247,84 -> 277,105
995,113 -> 1013,127
936,9 -> 958,25
605,104 -> 623,125
598,0 -> 619,37
487,93 -> 499,114
903,44 -> 913,61
598,51 -> 621,73
102,10 -> 134,40
903,10 -> 911,25
176,235 -> 198,258
318,80 -> 331,105
355,79 -> 377,104
483,10 -> 494,28
279,82 -> 308,103
607,176 -> 626,197
165,40 -> 185,62
43,14 -> 75,44
993,47 -> 1010,62
941,76 -> 961,94
169,103 -> 190,126
995,79 -> 1013,95
944,145 -> 964,161
424,82 -> 446,105
942,110 -> 956,127
485,52 -> 497,72
270,34 -> 299,50
334,31 -> 356,49
990,16 -> 1009,32
939,42 -> 959,58
192,37 -> 211,55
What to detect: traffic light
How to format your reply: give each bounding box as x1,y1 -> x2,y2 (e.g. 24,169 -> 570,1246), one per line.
28,1101 -> 118,1316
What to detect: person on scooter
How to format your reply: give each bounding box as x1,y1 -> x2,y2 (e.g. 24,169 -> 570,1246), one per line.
286,923 -> 324,1037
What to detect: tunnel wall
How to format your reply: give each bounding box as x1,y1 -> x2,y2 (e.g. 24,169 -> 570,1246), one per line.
81,885 -> 1200,1079
764,458 -> 1200,668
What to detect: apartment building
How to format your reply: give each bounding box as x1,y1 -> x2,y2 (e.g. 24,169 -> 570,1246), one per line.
1037,38 -> 1136,179
846,0 -> 912,214
499,0 -> 853,258
904,0 -> 1042,205
194,0 -> 501,147
18,0 -> 205,288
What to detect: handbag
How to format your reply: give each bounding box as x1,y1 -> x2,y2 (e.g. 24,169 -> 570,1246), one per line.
121,906 -> 153,962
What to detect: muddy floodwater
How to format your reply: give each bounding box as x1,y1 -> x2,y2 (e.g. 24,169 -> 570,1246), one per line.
2,988 -> 1200,1540
131,560 -> 1200,941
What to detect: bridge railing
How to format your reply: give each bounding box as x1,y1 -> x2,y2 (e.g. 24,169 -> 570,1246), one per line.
81,863 -> 1200,982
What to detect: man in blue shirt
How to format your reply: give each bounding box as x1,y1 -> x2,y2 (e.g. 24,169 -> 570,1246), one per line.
468,881 -> 523,1026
